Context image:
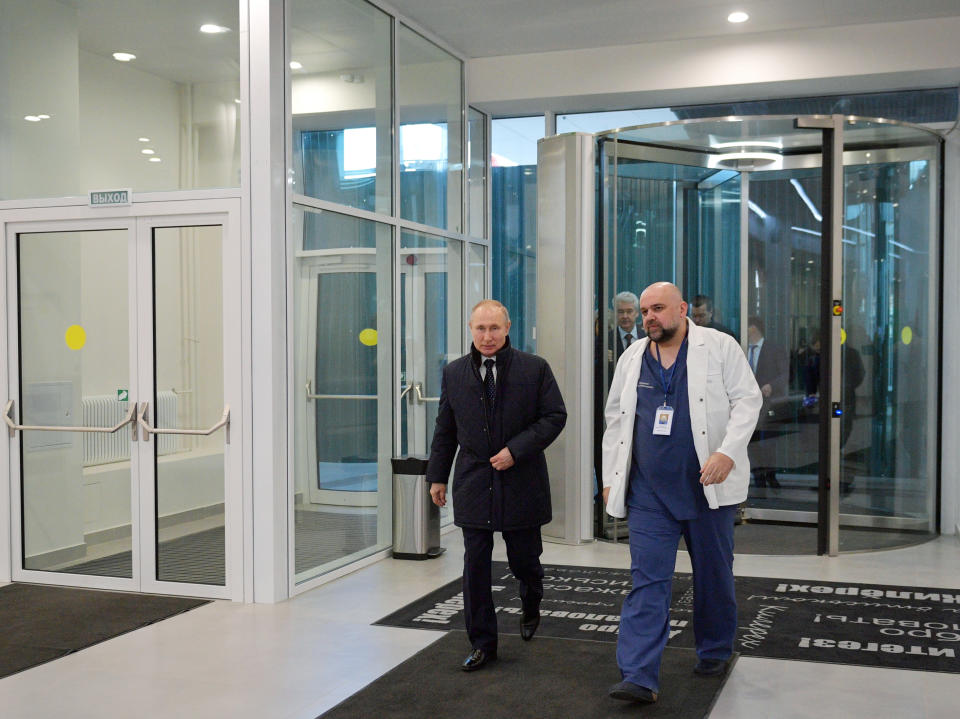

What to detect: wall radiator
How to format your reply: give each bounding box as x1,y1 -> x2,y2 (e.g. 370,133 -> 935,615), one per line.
82,391 -> 180,466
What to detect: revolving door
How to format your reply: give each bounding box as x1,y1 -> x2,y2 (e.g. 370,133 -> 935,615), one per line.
592,116 -> 941,554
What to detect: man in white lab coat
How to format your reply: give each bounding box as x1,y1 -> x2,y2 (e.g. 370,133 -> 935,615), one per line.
601,282 -> 761,704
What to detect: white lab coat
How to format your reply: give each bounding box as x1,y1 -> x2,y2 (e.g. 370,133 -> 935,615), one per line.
601,318 -> 762,518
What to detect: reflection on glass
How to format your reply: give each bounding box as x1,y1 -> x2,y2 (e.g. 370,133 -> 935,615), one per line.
399,230 -> 463,524
492,117 -> 543,353
838,152 -> 938,548
467,108 -> 487,238
153,226 -> 225,585
293,206 -> 392,583
745,169 -> 822,521
397,24 -> 462,232
0,1 -> 240,200
18,230 -> 132,576
290,0 -> 392,214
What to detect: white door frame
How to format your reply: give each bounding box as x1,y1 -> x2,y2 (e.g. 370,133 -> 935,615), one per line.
294,248 -> 380,508
1,198 -> 243,600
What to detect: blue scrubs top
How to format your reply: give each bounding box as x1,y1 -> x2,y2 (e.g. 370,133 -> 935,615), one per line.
627,338 -> 707,520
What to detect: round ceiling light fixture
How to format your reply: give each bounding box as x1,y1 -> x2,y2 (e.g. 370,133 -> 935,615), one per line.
727,11 -> 749,23
200,24 -> 231,34
113,52 -> 136,62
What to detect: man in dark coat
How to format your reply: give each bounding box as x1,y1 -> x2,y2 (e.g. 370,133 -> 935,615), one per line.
746,316 -> 789,488
690,294 -> 737,340
427,299 -> 566,672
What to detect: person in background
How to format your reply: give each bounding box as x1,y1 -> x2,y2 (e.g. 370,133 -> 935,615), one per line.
746,316 -> 789,488
690,294 -> 737,340
611,291 -> 643,361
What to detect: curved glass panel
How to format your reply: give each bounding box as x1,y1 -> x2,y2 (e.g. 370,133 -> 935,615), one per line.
838,119 -> 940,550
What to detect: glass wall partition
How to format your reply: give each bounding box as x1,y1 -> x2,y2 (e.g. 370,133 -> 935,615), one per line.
287,0 -> 482,586
467,108 -> 488,239
292,206 -> 393,583
0,0 -> 241,199
491,116 -> 544,352
397,25 -> 462,232
289,0 -> 392,214
595,116 -> 941,553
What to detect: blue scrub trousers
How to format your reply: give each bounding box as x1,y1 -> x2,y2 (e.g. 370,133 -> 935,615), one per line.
616,501 -> 737,691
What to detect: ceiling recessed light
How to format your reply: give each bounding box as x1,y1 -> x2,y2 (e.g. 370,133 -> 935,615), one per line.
24,115 -> 41,122
234,98 -> 241,104
37,114 -> 50,120
148,157 -> 162,163
141,148 -> 155,155
289,60 -> 303,70
138,137 -> 150,142
199,24 -> 231,34
113,52 -> 136,62
727,11 -> 749,23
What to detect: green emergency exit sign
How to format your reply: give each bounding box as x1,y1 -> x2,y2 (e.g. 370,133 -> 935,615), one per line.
89,189 -> 131,207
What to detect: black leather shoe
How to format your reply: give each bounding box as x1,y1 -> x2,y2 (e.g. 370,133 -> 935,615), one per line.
520,610 -> 540,641
694,658 -> 729,676
608,680 -> 658,703
461,648 -> 496,672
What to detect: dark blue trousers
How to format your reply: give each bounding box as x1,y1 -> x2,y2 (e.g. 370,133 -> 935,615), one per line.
617,502 -> 737,691
461,526 -> 544,653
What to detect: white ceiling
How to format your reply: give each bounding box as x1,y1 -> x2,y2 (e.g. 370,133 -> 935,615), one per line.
384,0 -> 960,58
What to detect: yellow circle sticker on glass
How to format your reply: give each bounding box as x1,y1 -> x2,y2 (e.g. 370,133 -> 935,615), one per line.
358,328 -> 378,347
65,324 -> 86,350
840,327 -> 847,345
901,326 -> 913,345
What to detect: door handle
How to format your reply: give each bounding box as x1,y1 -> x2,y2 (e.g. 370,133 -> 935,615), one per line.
137,401 -> 230,444
306,380 -> 376,401
4,399 -> 136,440
413,382 -> 440,403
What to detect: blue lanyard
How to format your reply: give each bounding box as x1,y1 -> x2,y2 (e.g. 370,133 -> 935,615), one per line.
653,340 -> 680,405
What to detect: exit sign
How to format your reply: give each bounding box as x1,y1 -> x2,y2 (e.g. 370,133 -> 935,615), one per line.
89,189 -> 132,207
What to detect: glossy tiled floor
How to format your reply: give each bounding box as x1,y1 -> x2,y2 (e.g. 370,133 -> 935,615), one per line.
1,531 -> 959,718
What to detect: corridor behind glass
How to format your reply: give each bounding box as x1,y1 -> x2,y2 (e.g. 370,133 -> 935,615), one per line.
596,116 -> 940,552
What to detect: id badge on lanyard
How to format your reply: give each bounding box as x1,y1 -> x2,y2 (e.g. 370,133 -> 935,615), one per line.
651,342 -> 677,436
653,405 -> 674,435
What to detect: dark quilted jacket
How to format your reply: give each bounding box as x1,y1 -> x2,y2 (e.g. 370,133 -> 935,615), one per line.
425,339 -> 567,531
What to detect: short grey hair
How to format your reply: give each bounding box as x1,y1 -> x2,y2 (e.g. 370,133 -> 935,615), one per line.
470,299 -> 510,324
613,291 -> 640,311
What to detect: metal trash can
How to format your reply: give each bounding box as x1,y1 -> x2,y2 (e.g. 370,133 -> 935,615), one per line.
391,456 -> 445,560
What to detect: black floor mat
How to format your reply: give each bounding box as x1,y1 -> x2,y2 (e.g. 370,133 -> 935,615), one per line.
376,561 -> 960,674
319,632 -> 731,719
0,583 -> 208,678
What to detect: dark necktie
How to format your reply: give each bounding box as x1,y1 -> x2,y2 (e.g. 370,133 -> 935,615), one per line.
483,359 -> 496,408
624,332 -> 633,348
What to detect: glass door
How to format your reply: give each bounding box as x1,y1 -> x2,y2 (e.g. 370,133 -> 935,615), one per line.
398,230 -> 462,525
291,206 -> 393,584
6,201 -> 242,599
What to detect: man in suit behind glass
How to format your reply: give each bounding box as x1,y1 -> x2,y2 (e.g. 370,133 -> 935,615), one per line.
611,291 -> 642,362
427,299 -> 567,672
690,294 -> 737,340
746,316 -> 788,488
